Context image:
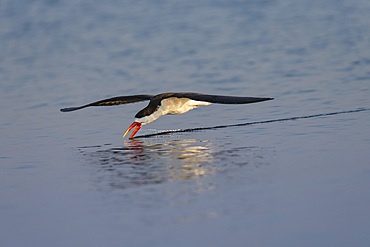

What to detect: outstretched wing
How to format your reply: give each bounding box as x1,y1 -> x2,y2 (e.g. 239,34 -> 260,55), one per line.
163,92 -> 273,104
60,95 -> 154,112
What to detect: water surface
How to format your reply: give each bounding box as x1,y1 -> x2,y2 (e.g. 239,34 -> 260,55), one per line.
1,0 -> 370,246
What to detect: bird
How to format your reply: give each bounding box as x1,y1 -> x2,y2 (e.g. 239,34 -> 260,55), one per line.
60,92 -> 273,139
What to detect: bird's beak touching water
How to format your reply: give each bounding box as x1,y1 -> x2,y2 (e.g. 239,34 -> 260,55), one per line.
123,122 -> 142,139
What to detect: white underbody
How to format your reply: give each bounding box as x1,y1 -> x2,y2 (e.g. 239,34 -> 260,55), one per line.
135,98 -> 212,125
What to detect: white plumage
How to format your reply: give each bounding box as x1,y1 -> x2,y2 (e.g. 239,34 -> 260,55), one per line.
136,98 -> 212,125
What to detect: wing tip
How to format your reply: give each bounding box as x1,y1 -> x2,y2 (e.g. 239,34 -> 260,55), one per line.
60,107 -> 81,112
253,97 -> 274,102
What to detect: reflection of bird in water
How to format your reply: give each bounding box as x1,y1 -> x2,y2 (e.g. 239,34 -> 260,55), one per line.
61,92 -> 273,139
80,139 -> 215,189
79,138 -> 273,191
123,139 -> 214,181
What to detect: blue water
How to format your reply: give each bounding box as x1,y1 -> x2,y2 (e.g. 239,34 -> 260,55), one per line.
1,0 -> 370,246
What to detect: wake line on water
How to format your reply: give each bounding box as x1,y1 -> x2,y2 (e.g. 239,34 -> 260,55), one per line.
134,108 -> 370,139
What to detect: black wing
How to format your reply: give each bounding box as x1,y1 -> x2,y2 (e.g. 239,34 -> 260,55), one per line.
60,95 -> 154,112
162,92 -> 273,104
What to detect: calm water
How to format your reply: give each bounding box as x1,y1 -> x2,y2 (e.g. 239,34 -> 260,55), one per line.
1,0 -> 370,246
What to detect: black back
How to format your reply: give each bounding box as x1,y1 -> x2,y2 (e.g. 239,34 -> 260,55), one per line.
134,92 -> 273,118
